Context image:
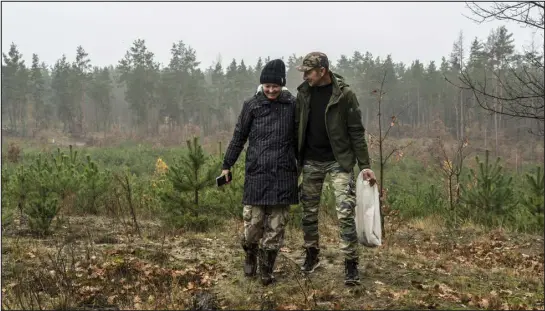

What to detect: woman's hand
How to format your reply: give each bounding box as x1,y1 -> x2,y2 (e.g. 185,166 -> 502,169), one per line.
221,169 -> 231,182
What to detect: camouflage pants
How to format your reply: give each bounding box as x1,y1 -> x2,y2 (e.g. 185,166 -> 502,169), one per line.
300,160 -> 358,260
242,205 -> 289,251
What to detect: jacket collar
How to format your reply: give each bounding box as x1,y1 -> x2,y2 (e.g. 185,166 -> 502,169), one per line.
297,71 -> 343,97
256,85 -> 294,104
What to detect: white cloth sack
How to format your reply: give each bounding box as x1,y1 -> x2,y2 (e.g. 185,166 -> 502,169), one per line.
355,172 -> 382,247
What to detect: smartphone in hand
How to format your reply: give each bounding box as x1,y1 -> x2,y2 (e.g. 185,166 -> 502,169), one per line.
216,172 -> 233,187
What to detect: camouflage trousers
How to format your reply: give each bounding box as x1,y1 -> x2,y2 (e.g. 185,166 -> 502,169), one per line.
300,160 -> 358,260
242,205 -> 289,251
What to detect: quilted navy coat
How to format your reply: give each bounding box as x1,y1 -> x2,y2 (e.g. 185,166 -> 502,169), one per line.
222,88 -> 299,206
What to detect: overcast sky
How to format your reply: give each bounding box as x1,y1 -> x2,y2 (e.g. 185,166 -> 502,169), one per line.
2,2 -> 542,70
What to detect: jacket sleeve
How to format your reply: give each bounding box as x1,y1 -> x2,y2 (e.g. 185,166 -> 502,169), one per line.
293,96 -> 300,161
222,100 -> 253,170
346,91 -> 371,171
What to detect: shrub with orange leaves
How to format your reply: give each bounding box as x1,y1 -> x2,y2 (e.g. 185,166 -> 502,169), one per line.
155,158 -> 168,175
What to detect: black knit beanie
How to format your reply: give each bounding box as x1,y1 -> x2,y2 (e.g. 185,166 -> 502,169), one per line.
260,59 -> 286,86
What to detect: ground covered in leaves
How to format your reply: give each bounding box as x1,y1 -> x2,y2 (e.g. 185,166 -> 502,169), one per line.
2,215 -> 544,310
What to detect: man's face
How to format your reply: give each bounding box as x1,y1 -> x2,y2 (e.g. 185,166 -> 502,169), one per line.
303,68 -> 325,87
262,83 -> 282,100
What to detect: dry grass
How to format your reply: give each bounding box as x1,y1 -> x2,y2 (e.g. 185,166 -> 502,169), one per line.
407,215 -> 445,233
2,213 -> 543,310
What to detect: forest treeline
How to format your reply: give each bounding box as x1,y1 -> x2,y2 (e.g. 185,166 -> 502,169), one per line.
2,25 -> 544,145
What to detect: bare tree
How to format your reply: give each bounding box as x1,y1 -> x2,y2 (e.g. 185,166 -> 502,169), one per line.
449,2 -> 545,135
464,2 -> 544,30
372,67 -> 414,238
429,136 -> 471,214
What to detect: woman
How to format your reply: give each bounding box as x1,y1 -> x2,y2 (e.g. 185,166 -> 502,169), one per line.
220,59 -> 298,286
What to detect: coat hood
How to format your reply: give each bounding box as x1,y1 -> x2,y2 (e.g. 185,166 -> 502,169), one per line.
256,84 -> 294,103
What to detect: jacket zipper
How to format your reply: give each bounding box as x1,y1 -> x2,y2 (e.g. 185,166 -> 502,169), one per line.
324,94 -> 341,163
300,95 -> 310,159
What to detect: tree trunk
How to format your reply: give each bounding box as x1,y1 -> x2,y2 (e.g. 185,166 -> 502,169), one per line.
484,123 -> 487,149
377,91 -> 385,239
365,105 -> 369,131
454,96 -> 460,140
417,87 -> 420,128
460,89 -> 464,141
494,76 -> 499,156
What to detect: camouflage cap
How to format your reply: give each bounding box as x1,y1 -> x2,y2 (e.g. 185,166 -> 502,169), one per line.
296,52 -> 329,72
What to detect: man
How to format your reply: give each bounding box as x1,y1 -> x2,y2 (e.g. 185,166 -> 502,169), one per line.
295,52 -> 376,286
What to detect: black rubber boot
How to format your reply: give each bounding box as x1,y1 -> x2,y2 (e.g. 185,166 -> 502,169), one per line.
242,243 -> 258,277
301,247 -> 320,273
260,249 -> 278,286
344,258 -> 361,286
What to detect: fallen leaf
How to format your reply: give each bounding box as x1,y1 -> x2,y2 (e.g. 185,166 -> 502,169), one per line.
499,289 -> 512,296
434,283 -> 453,295
6,282 -> 18,289
460,293 -> 472,304
386,289 -> 408,300
478,298 -> 489,309
307,289 -> 317,301
187,282 -> 195,290
172,269 -> 187,277
277,304 -> 299,310
411,280 -> 429,290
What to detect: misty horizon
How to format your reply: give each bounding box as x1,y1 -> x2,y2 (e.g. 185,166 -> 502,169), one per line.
2,1 -> 542,71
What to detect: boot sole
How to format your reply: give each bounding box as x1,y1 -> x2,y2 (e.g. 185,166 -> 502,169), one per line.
301,261 -> 321,273
344,279 -> 361,286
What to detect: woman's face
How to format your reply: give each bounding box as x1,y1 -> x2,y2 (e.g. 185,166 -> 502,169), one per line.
262,83 -> 282,100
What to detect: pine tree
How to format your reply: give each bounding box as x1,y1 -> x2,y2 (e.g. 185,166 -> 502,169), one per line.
52,55 -> 75,133
30,54 -> 47,130
521,166 -> 544,217
88,67 -> 113,132
25,155 -> 60,236
2,43 -> 29,135
460,150 -> 517,224
71,45 -> 92,137
165,137 -> 220,206
117,39 -> 161,135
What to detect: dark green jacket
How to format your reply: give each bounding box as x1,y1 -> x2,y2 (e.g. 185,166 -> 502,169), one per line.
295,72 -> 371,174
